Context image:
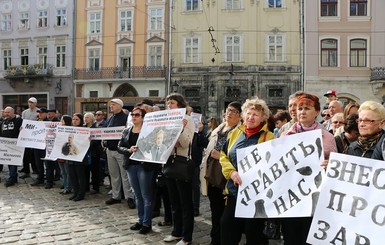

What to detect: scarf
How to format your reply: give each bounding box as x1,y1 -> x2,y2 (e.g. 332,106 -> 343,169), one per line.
357,130 -> 383,153
245,124 -> 263,138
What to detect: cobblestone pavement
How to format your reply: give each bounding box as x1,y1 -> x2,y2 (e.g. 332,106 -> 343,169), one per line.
0,169 -> 283,245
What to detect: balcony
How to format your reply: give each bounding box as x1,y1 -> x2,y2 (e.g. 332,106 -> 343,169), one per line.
371,67 -> 385,81
4,64 -> 53,79
74,66 -> 167,80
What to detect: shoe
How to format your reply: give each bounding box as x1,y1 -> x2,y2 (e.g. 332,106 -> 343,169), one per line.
69,194 -> 77,200
19,173 -> 30,179
127,198 -> 136,209
18,168 -> 26,173
163,235 -> 182,242
176,240 -> 190,245
89,190 -> 99,194
45,184 -> 53,189
4,181 -> 16,187
158,221 -> 172,227
105,198 -> 121,205
139,225 -> 152,234
31,181 -> 44,186
73,196 -> 84,202
130,222 -> 142,231
60,190 -> 72,195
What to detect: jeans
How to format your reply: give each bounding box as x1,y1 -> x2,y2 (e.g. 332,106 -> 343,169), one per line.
59,161 -> 72,191
127,164 -> 154,226
7,165 -> 18,183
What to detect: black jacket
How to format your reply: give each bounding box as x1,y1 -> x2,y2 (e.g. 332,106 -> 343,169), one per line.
105,111 -> 128,150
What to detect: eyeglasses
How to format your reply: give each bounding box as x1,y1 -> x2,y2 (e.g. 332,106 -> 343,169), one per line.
332,121 -> 345,124
225,108 -> 240,115
356,119 -> 382,125
131,113 -> 142,118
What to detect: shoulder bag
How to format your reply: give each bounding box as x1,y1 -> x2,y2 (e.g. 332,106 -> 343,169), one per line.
163,144 -> 195,182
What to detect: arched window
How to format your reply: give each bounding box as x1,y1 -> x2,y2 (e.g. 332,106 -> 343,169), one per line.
113,83 -> 138,97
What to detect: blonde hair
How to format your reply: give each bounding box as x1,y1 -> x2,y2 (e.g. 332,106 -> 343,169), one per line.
358,101 -> 385,120
241,98 -> 270,121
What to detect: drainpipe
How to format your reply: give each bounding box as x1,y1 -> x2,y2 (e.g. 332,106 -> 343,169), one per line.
166,0 -> 173,96
300,0 -> 305,91
71,0 -> 77,115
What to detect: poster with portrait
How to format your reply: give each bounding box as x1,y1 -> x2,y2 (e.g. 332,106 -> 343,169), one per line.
0,137 -> 25,166
49,126 -> 90,162
129,108 -> 186,164
235,129 -> 324,218
42,121 -> 62,160
191,112 -> 202,133
307,153 -> 384,245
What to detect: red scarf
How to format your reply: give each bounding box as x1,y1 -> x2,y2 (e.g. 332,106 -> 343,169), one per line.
245,124 -> 263,138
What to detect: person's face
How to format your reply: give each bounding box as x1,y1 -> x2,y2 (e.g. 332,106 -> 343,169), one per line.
326,95 -> 337,102
167,99 -> 179,109
357,110 -> 385,137
297,103 -> 319,127
288,98 -> 298,122
28,101 -> 36,109
244,108 -> 264,129
3,109 -> 13,119
156,133 -> 164,145
84,115 -> 93,124
331,116 -> 345,131
72,116 -> 81,126
109,102 -> 122,114
224,106 -> 241,126
131,109 -> 143,125
329,101 -> 343,116
347,106 -> 358,116
346,130 -> 359,142
48,112 -> 56,119
95,111 -> 104,120
68,134 -> 74,144
275,119 -> 287,129
38,112 -> 47,120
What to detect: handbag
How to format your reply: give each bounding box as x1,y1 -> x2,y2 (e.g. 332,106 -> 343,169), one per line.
163,144 -> 195,182
204,157 -> 226,189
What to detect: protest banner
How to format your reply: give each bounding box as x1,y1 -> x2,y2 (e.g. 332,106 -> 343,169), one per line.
17,120 -> 47,149
89,126 -> 125,140
307,152 -> 384,245
130,108 -> 186,164
49,126 -> 90,162
235,129 -> 324,218
191,112 -> 202,133
0,137 -> 25,166
42,121 -> 62,160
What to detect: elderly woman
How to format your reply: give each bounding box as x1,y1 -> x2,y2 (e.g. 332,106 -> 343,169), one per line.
200,101 -> 243,245
330,112 -> 345,135
280,93 -> 337,245
220,98 -> 274,245
349,101 -> 385,159
163,93 -> 195,245
335,114 -> 359,154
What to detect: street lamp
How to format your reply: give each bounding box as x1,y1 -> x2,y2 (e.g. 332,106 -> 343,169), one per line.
250,83 -> 255,96
55,79 -> 62,94
210,83 -> 215,96
172,80 -> 179,92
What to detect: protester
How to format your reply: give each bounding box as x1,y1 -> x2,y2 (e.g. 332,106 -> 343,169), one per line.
95,111 -> 107,127
67,113 -> 88,201
220,98 -> 274,245
330,112 -> 345,135
104,98 -> 135,208
323,100 -> 344,132
349,101 -> 385,159
163,93 -> 195,245
335,114 -> 359,154
58,115 -> 72,194
117,107 -> 155,235
277,91 -> 305,137
200,101 -> 242,245
323,89 -> 337,110
206,117 -> 219,138
2,107 -> 23,187
273,110 -> 291,137
343,101 -> 360,119
280,93 -> 337,245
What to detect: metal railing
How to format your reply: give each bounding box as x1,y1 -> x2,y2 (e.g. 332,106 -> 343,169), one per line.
5,64 -> 53,78
74,66 -> 167,80
371,67 -> 385,81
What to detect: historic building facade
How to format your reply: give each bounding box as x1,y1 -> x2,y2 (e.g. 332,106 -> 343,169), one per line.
0,0 -> 74,115
304,0 -> 385,106
73,0 -> 170,114
170,0 -> 302,119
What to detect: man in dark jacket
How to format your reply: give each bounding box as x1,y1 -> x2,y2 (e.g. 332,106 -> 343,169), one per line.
1,107 -> 23,187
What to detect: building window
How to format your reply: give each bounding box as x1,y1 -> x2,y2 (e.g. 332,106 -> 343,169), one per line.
184,37 -> 200,63
89,91 -> 98,97
20,48 -> 29,65
321,39 -> 338,67
225,35 -> 241,62
119,47 -> 132,71
3,49 -> 11,70
38,47 -> 47,69
149,90 -> 159,97
185,88 -> 200,98
119,10 -> 132,32
56,9 -> 67,26
88,49 -> 100,70
19,12 -> 29,30
56,45 -> 66,67
268,88 -> 283,97
321,0 -> 338,16
186,0 -> 199,11
268,0 -> 282,8
350,39 -> 367,67
350,0 -> 367,16
148,45 -> 162,67
1,14 -> 12,31
37,11 -> 48,28
225,0 -> 241,10
149,8 -> 163,31
89,12 -> 101,34
267,35 -> 284,62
